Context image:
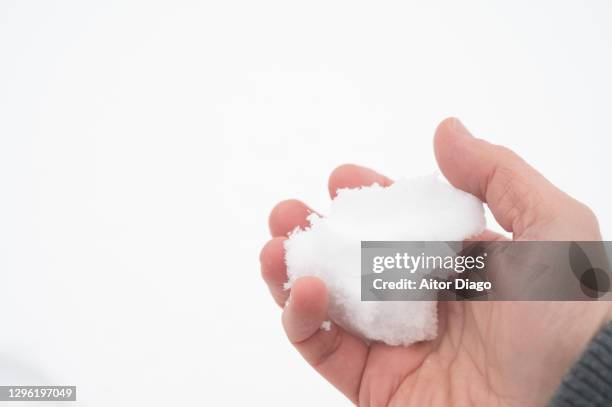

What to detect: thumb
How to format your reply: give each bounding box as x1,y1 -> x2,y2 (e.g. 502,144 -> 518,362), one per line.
434,117 -> 566,237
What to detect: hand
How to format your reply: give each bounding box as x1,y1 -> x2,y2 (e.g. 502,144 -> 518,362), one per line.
260,118 -> 608,406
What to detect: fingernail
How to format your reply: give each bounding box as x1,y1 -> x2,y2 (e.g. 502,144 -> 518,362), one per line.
450,118 -> 472,138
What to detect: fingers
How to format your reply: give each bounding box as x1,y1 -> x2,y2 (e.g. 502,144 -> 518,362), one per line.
328,164 -> 392,198
282,277 -> 369,404
263,199 -> 316,305
265,201 -> 370,402
260,237 -> 290,306
282,277 -> 328,342
434,118 -> 562,235
269,199 -> 314,237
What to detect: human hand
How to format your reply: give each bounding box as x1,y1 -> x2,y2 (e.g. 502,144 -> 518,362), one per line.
260,118 -> 608,406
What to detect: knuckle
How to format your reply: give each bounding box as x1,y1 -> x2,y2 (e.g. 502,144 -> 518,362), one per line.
574,200 -> 600,229
309,326 -> 344,367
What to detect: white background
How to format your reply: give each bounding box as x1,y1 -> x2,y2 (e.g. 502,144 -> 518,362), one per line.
1,1 -> 611,405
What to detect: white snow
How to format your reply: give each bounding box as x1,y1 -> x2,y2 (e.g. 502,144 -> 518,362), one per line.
284,174 -> 485,346
320,320 -> 332,331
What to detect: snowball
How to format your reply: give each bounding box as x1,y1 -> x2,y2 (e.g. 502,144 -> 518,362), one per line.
320,320 -> 332,331
284,174 -> 485,346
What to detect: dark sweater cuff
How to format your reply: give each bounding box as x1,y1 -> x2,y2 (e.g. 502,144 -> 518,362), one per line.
550,321 -> 612,406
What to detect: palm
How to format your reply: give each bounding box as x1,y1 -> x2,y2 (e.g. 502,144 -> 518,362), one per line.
356,302 -> 527,407
357,300 -> 606,406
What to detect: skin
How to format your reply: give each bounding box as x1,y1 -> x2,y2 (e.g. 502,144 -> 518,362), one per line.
259,118 -> 609,407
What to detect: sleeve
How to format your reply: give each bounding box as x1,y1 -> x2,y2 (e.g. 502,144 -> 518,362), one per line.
550,321 -> 612,406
